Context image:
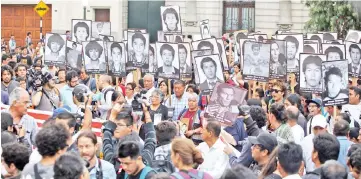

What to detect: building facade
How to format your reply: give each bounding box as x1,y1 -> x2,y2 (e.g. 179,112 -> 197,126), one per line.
1,0 -> 310,46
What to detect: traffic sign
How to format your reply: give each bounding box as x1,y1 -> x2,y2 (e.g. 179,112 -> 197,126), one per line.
34,0 -> 49,17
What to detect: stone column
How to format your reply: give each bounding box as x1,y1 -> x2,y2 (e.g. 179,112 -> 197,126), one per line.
183,0 -> 198,34
277,0 -> 293,31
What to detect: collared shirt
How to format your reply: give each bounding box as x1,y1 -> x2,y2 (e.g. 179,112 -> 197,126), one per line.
165,92 -> 189,121
197,139 -> 230,179
283,174 -> 302,179
352,64 -> 360,74
206,79 -> 218,89
337,136 -> 353,169
301,134 -> 315,172
145,86 -> 155,102
89,158 -> 116,179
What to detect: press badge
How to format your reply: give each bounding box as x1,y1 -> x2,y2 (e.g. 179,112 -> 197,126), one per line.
154,113 -> 162,125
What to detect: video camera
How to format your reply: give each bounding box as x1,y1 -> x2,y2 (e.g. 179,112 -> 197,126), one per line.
132,89 -> 148,111
27,69 -> 53,91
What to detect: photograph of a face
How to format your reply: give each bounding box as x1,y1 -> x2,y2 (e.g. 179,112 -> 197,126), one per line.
204,82 -> 248,126
216,38 -> 229,70
321,32 -> 337,42
254,34 -> 268,42
65,40 -> 83,69
345,41 -> 361,77
99,35 -> 114,42
123,29 -> 147,41
322,60 -> 349,106
195,54 -> 225,93
321,43 -> 345,61
147,44 -> 157,74
82,40 -> 107,74
156,42 -> 180,79
191,38 -> 220,55
173,35 -> 183,43
299,53 -> 326,93
72,19 -> 92,44
345,30 -> 361,43
200,19 -> 211,39
161,6 -> 182,34
91,21 -> 111,39
107,42 -> 126,77
234,32 -> 248,63
242,41 -> 270,82
239,38 -> 256,70
307,33 -> 323,47
304,43 -> 318,54
178,42 -> 192,80
127,32 -> 149,70
191,49 -> 212,84
276,34 -> 304,73
269,40 -> 287,80
44,33 -> 67,66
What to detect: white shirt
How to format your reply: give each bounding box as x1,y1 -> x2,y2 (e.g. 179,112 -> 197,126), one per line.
342,103 -> 361,126
197,139 -> 230,179
145,86 -> 155,102
283,174 -> 302,179
291,124 -> 305,145
300,134 -> 315,172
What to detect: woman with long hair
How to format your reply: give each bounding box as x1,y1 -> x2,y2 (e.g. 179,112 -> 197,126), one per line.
170,138 -> 212,179
159,80 -> 170,104
270,42 -> 286,76
259,147 -> 282,179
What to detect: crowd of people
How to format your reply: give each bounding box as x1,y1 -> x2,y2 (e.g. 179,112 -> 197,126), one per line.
2,31 -> 361,179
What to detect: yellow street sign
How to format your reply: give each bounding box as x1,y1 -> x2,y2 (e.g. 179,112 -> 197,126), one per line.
34,1 -> 49,17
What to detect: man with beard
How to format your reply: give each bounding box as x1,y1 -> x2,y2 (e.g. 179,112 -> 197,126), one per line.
45,33 -> 66,64
199,57 -> 222,90
55,67 -> 67,91
162,7 -> 180,33
284,36 -> 300,71
79,68 -> 97,93
348,44 -> 361,76
77,131 -> 116,179
158,43 -> 180,78
178,44 -> 191,73
302,55 -> 323,89
60,70 -> 79,113
32,72 -> 62,111
1,65 -> 19,95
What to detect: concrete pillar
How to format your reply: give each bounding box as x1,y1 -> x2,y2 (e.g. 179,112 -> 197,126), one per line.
277,0 -> 293,31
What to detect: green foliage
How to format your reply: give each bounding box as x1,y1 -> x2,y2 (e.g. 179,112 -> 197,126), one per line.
304,0 -> 360,39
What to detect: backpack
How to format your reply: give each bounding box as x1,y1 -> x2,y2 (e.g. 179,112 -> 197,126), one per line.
103,88 -> 115,103
150,153 -> 176,174
171,170 -> 205,179
124,166 -> 155,179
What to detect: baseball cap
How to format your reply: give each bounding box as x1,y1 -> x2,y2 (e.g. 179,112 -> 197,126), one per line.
51,108 -> 71,118
311,114 -> 327,128
306,98 -> 322,107
73,84 -> 92,98
248,133 -> 278,153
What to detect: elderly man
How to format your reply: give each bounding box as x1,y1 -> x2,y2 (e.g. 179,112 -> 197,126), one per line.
165,80 -> 189,121
143,74 -> 155,101
5,87 -> 38,146
286,106 -> 305,144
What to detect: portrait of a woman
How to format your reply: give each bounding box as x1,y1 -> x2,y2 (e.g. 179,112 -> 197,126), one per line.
162,7 -> 180,33
270,41 -> 287,76
45,33 -> 66,65
127,32 -> 149,69
73,21 -> 90,44
148,45 -> 157,73
84,41 -> 106,72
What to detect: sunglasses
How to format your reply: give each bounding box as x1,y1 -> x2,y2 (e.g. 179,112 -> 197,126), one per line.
270,89 -> 282,93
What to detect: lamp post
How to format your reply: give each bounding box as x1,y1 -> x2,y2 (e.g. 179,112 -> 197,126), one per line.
82,0 -> 88,20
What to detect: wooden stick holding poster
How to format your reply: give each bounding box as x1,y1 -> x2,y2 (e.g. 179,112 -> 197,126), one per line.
168,79 -> 172,106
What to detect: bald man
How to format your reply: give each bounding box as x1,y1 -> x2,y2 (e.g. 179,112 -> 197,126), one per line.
285,106 -> 304,144
98,75 -> 115,120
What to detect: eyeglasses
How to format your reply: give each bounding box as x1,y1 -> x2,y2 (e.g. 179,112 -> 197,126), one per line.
126,88 -> 133,91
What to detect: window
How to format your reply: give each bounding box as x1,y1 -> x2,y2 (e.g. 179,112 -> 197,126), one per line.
223,0 -> 255,34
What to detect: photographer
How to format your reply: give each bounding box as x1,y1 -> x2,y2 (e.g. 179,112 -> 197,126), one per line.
60,70 -> 79,113
31,71 -> 62,111
72,84 -> 96,124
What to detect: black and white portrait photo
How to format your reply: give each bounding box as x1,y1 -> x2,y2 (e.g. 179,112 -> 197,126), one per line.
91,21 -> 111,39
161,6 -> 182,34
307,33 -> 323,46
200,19 -> 211,39
321,43 -> 345,61
44,33 -> 66,66
65,40 -> 82,69
216,38 -> 229,70
269,40 -> 287,80
345,30 -> 361,43
178,43 -> 192,80
346,41 -> 361,77
234,32 -> 248,63
303,43 -> 318,53
322,60 -> 349,106
123,29 -> 147,41
156,42 -> 180,79
127,32 -> 149,70
72,19 -> 92,44
204,82 -> 248,126
324,40 -> 344,44
242,41 -> 270,82
276,34 -> 304,72
238,38 -> 256,68
191,38 -> 220,55
191,49 -> 212,84
147,44 -> 157,74
254,34 -> 268,42
299,54 -> 326,93
99,35 -> 114,42
173,35 -> 183,43
195,54 -> 225,93
82,40 -> 107,74
107,42 -> 126,77
322,32 -> 337,42
157,31 -> 168,42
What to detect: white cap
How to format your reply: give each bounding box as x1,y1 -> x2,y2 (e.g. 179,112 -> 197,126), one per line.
311,114 -> 327,128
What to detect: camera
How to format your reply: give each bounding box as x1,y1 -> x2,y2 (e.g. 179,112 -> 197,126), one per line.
132,89 -> 148,111
27,69 -> 53,91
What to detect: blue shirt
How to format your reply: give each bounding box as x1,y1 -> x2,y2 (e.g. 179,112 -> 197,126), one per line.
337,136 -> 353,169
165,93 -> 189,121
60,85 -> 77,113
89,158 -> 116,179
1,90 -> 9,105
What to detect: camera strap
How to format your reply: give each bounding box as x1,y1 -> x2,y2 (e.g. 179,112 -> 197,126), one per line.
42,89 -> 57,110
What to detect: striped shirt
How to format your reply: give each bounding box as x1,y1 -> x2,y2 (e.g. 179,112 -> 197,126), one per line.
165,93 -> 189,121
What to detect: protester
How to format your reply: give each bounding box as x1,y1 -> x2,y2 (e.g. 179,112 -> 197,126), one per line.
305,99 -> 325,135
277,142 -> 303,179
1,65 -> 19,94
53,152 -> 90,179
320,160 -> 348,179
125,82 -> 136,105
165,80 -> 189,121
334,119 -> 353,168
285,106 -> 305,144
284,94 -> 308,136
1,143 -> 30,179
221,165 -> 257,179
60,70 -> 79,112
269,103 -> 294,144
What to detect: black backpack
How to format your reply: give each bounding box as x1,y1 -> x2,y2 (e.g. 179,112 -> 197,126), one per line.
103,88 -> 115,103
150,153 -> 176,174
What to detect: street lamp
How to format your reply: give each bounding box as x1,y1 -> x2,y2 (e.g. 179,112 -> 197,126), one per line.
82,0 -> 88,20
